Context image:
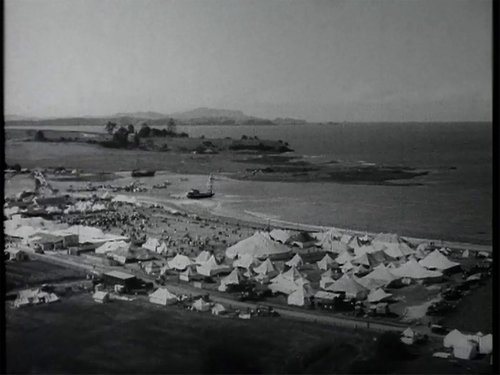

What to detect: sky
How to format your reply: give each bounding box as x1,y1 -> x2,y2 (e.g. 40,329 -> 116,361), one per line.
4,0 -> 492,122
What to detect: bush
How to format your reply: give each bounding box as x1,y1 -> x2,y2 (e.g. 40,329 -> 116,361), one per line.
138,124 -> 151,138
12,163 -> 21,172
34,130 -> 46,141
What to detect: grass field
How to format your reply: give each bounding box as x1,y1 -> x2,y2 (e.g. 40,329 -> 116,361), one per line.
5,259 -> 87,292
5,293 -> 492,374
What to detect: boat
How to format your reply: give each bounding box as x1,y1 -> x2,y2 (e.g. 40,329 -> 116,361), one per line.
131,169 -> 156,177
187,174 -> 214,199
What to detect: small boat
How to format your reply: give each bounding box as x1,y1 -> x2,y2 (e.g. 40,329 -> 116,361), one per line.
131,169 -> 156,177
187,174 -> 214,199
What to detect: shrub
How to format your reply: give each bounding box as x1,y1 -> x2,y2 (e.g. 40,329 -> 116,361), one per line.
34,130 -> 46,141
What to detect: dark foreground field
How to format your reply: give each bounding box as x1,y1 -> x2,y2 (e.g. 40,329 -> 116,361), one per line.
5,259 -> 87,292
5,294 -> 492,374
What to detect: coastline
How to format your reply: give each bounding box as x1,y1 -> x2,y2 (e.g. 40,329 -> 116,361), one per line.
133,193 -> 492,253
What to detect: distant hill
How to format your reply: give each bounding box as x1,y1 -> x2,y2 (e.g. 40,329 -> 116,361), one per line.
169,107 -> 250,121
111,111 -> 168,120
4,107 -> 311,127
4,114 -> 40,121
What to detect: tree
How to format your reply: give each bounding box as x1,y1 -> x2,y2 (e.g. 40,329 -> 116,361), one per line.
34,130 -> 46,141
127,124 -> 135,134
138,124 -> 151,138
112,126 -> 129,148
167,118 -> 177,134
105,121 -> 117,135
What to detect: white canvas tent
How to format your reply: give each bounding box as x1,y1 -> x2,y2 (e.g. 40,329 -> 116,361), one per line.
419,250 -> 460,271
325,274 -> 368,300
225,232 -> 291,259
478,334 -> 492,355
372,233 -> 415,258
96,240 -> 130,255
253,258 -> 277,275
195,250 -> 212,264
196,255 -> 231,276
285,253 -> 303,268
168,254 -> 194,271
391,259 -> 443,279
317,254 -> 335,270
287,285 -> 314,306
362,264 -> 399,286
93,291 -> 110,303
367,288 -> 392,303
149,288 -> 177,306
335,250 -> 355,265
142,237 -> 161,252
269,229 -> 293,244
232,253 -> 257,269
211,303 -> 227,315
192,298 -> 211,312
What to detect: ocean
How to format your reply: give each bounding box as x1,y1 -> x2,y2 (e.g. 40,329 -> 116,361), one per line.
6,122 -> 492,244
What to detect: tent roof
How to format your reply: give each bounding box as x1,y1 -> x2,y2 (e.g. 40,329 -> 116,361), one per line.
168,254 -> 194,270
225,232 -> 291,259
419,250 -> 460,270
253,258 -> 276,275
362,263 -> 398,283
269,229 -> 293,243
150,287 -> 177,301
222,269 -> 242,285
335,250 -> 355,265
391,259 -> 443,279
195,250 -> 212,263
232,253 -> 257,269
282,266 -> 303,281
286,253 -> 303,267
142,237 -> 160,251
327,274 -> 367,294
367,288 -> 393,303
96,240 -> 130,254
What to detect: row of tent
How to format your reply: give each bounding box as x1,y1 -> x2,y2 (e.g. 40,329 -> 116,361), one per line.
14,288 -> 60,308
443,329 -> 493,359
148,288 -> 227,314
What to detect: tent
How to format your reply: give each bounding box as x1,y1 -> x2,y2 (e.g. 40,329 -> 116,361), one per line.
391,259 -> 443,279
179,267 -> 194,282
335,250 -> 355,265
109,246 -> 135,264
317,254 -> 335,270
401,327 -> 416,345
95,240 -> 130,255
168,254 -> 194,271
269,271 -> 306,295
253,258 -> 277,275
285,253 -> 304,268
93,291 -> 110,303
325,274 -> 368,300
419,250 -> 460,271
372,233 -> 415,258
197,255 -> 231,277
156,242 -> 169,255
453,340 -> 478,360
444,329 -> 470,348
192,298 -> 211,312
356,276 -> 387,291
195,250 -> 212,264
321,269 -> 334,278
143,261 -> 162,275
478,334 -> 492,355
287,285 -> 314,306
142,237 -> 161,252
232,253 -> 257,269
367,288 -> 393,303
149,288 -> 177,306
211,303 -> 227,315
221,269 -> 243,286
269,229 -> 293,244
225,232 -> 291,259
462,249 -> 470,258
314,291 -> 340,302
361,264 -> 399,286
320,275 -> 335,290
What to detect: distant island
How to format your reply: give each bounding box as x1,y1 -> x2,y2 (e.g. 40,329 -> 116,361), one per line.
4,107 -> 324,127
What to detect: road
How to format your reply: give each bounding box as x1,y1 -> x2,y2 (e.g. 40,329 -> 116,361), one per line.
28,251 -> 439,338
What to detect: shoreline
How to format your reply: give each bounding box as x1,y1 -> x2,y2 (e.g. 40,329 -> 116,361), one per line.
132,193 -> 492,253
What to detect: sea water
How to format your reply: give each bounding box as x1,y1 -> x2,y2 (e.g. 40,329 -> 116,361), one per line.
6,122 -> 492,244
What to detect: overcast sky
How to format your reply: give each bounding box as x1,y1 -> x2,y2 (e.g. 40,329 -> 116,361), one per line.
5,0 -> 492,122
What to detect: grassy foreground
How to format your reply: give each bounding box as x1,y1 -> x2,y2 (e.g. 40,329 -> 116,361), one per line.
5,293 -> 492,374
